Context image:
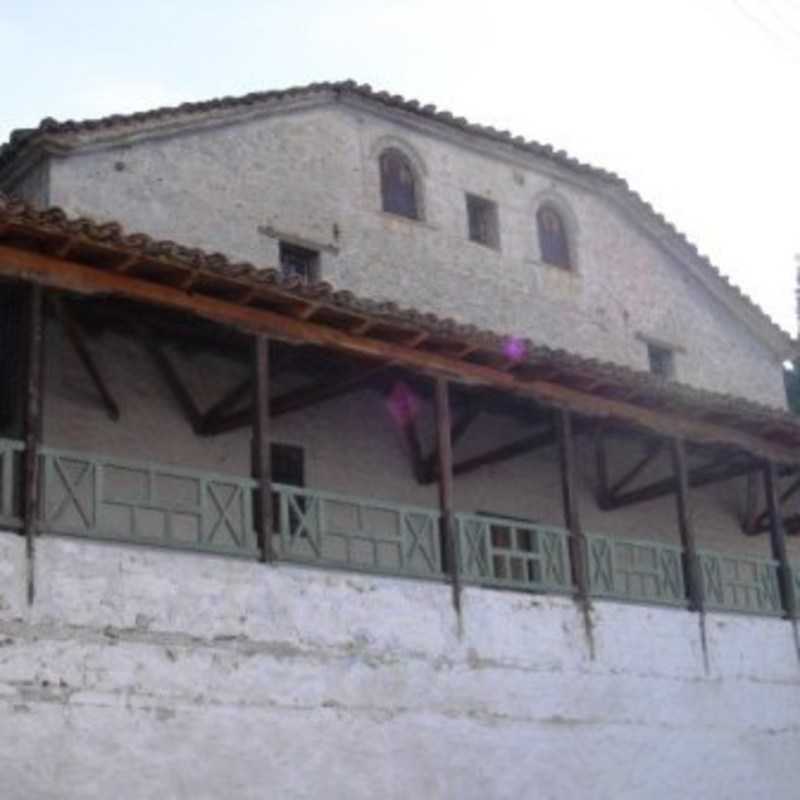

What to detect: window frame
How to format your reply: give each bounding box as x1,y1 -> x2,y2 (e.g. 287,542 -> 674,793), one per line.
379,147 -> 420,221
279,241 -> 321,285
647,343 -> 676,380
536,204 -> 572,269
465,193 -> 500,250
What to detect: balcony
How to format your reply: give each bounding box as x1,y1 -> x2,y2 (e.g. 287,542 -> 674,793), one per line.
3,438 -> 797,619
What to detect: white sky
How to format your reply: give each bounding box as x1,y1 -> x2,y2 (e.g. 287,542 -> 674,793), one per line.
2,0 -> 798,334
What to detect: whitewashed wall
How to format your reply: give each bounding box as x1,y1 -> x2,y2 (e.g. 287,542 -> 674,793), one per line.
0,532 -> 798,800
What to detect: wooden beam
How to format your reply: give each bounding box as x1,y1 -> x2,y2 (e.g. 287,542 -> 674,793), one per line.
605,456 -> 761,510
434,378 -> 460,614
439,426 -> 557,483
252,335 -> 273,562
557,409 -> 589,602
23,284 -> 44,605
142,332 -> 204,433
763,461 -> 796,617
750,475 -> 800,534
204,363 -> 390,435
49,295 -> 120,421
671,438 -> 703,612
607,440 -> 664,499
199,377 -> 252,434
0,244 -> 797,462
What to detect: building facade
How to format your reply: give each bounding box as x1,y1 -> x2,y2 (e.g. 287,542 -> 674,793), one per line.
0,82 -> 799,799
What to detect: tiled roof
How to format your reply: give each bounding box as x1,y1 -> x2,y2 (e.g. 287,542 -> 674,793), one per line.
0,80 -> 793,351
1,192 -> 798,451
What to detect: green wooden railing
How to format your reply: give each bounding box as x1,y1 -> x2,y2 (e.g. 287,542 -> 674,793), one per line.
273,483 -> 443,579
0,441 -> 796,618
456,513 -> 572,593
39,446 -> 259,558
698,550 -> 782,616
587,533 -> 686,607
0,438 -> 23,529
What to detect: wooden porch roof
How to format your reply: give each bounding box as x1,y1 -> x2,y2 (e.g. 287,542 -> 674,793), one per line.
0,194 -> 798,463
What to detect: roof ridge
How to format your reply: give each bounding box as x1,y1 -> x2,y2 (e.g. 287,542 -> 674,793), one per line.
0,80 -> 793,344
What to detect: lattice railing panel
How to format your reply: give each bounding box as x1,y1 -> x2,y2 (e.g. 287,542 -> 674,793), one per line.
587,534 -> 686,607
274,484 -> 443,579
40,447 -> 258,557
0,438 -> 23,529
698,550 -> 782,616
456,513 -> 571,593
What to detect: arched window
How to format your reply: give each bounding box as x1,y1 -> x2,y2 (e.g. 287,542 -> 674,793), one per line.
379,149 -> 418,220
537,205 -> 571,268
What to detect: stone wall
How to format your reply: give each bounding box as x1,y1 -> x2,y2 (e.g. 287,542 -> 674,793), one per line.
0,532 -> 798,800
40,101 -> 788,408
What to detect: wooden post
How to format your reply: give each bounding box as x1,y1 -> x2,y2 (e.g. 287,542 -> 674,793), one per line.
557,409 -> 589,601
252,334 -> 273,562
594,428 -> 610,510
670,438 -> 704,612
23,284 -> 45,604
764,460 -> 796,618
434,377 -> 460,613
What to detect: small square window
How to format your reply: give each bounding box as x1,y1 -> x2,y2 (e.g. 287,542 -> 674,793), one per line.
279,241 -> 320,284
647,344 -> 675,379
466,194 -> 500,248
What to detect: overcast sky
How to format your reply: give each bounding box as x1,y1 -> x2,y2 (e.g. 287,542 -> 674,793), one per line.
2,0 -> 798,334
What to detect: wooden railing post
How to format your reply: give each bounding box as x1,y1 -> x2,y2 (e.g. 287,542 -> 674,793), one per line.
670,437 -> 704,612
252,334 -> 273,562
434,377 -> 460,613
764,460 -> 796,618
556,408 -> 589,601
23,284 -> 44,604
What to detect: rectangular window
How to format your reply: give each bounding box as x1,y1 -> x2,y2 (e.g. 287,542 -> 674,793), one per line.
465,194 -> 500,249
647,343 -> 675,379
279,242 -> 320,284
272,443 -> 304,487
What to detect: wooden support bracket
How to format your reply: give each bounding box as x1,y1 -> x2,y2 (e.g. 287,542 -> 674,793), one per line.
141,330 -> 204,433
50,295 -> 120,421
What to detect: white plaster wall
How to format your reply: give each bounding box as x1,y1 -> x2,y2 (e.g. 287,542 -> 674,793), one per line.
45,102 -> 787,408
0,533 -> 798,800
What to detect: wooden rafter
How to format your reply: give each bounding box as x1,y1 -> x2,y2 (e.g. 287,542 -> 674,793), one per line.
0,244 -> 797,463
605,453 -> 761,510
204,363 -> 390,436
141,330 -> 204,433
449,424 -> 557,480
199,377 -> 252,434
748,474 -> 800,535
49,295 -> 120,421
600,439 -> 665,506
